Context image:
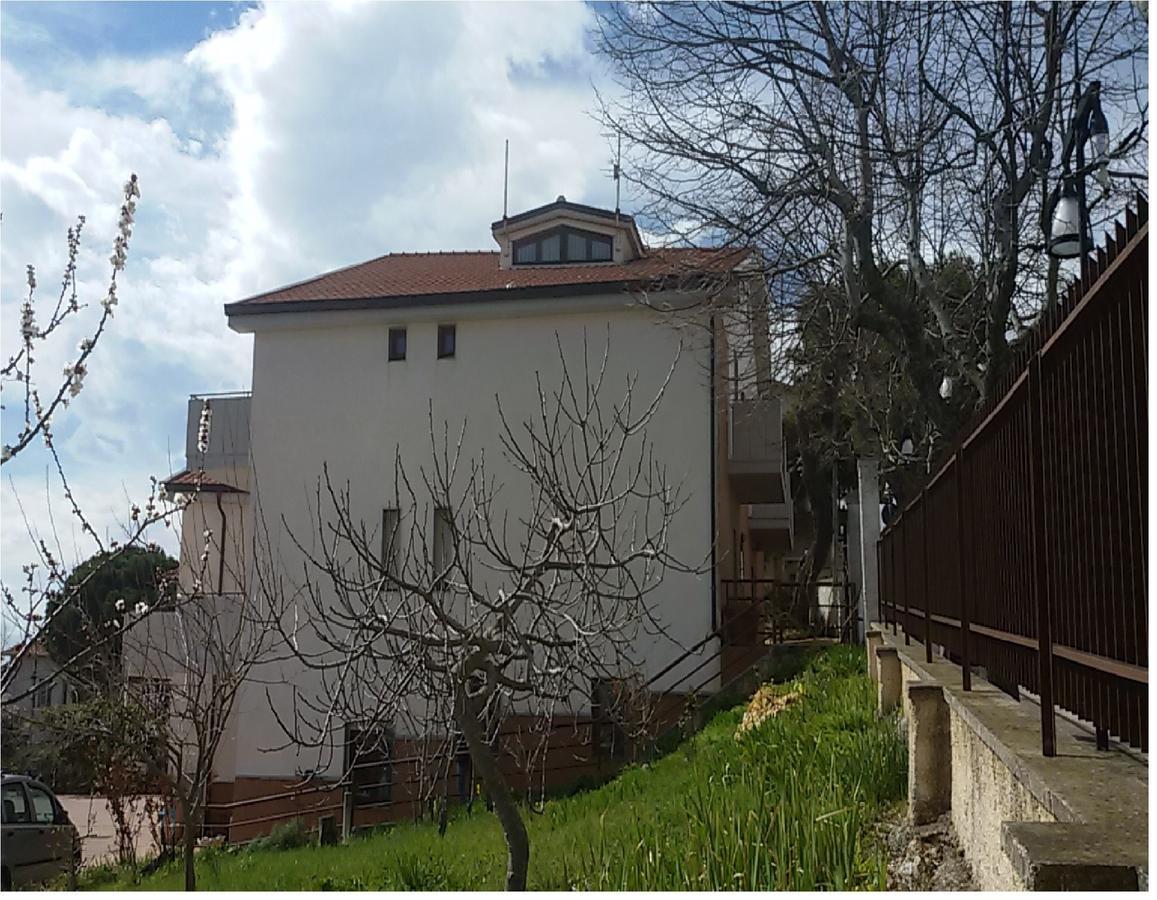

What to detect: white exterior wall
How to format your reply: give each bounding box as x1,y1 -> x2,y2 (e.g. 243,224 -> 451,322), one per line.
230,295 -> 717,780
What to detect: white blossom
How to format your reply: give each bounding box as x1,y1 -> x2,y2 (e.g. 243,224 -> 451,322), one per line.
197,400 -> 212,454
62,362 -> 86,398
19,300 -> 35,343
114,598 -> 125,611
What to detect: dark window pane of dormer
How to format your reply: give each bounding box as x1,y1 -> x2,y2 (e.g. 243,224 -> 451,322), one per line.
591,237 -> 612,261
540,234 -> 561,262
567,232 -> 588,261
514,241 -> 536,264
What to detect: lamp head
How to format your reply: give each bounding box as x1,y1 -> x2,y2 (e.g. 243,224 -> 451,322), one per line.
1048,180 -> 1082,259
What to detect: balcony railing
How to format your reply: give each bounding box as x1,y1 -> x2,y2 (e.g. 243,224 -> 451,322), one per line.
747,501 -> 794,554
185,392 -> 251,471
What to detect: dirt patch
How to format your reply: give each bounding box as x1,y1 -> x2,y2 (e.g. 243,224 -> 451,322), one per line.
876,808 -> 976,891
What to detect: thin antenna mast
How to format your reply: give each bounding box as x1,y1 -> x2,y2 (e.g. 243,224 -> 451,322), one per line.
503,139 -> 510,223
613,134 -> 622,220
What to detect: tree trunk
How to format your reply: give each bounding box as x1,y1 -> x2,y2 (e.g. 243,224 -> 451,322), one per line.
180,796 -> 197,891
455,687 -> 528,891
108,794 -> 134,866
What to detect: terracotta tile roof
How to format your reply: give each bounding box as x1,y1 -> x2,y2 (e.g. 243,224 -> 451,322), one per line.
164,470 -> 247,494
225,247 -> 754,315
2,640 -> 48,659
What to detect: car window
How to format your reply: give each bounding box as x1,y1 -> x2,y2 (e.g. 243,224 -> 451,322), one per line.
25,784 -> 56,825
1,783 -> 29,824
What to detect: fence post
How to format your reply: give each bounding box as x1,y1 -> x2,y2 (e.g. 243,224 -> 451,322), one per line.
889,537 -> 897,636
921,490 -> 932,663
341,787 -> 355,841
955,449 -> 972,691
1028,356 -> 1057,757
900,519 -> 910,645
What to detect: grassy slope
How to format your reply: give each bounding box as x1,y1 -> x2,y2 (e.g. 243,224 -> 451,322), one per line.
85,645 -> 905,891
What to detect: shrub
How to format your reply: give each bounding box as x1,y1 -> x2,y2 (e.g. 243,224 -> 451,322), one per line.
244,818 -> 311,854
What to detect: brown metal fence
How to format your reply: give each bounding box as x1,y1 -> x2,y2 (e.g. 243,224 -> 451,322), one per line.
879,195 -> 1148,756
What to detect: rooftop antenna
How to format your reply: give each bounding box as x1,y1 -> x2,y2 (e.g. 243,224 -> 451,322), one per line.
613,133 -> 622,221
502,139 -> 510,224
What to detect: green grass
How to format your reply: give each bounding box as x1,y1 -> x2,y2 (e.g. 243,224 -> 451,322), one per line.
80,646 -> 905,891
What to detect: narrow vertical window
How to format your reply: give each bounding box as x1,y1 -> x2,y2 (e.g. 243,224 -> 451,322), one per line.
382,508 -> 400,580
432,507 -> 454,575
344,724 -> 392,804
437,324 -> 456,359
388,327 -> 407,361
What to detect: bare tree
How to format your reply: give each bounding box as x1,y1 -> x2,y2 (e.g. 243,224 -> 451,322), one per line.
2,174 -> 140,465
259,332 -> 701,890
596,2 -> 1146,410
122,553 -> 277,890
1,176 -> 205,705
593,1 -> 1147,583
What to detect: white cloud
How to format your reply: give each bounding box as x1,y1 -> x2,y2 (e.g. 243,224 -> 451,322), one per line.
1,1 -> 617,593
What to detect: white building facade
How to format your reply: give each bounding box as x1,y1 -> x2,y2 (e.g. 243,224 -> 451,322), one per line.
145,199 -> 791,839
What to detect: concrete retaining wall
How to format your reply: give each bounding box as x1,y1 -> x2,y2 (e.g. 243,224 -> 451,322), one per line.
946,688 -> 1054,890
867,627 -> 1147,891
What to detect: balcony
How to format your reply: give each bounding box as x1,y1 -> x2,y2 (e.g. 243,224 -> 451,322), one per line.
185,391 -> 251,471
727,398 -> 787,504
747,501 -> 794,555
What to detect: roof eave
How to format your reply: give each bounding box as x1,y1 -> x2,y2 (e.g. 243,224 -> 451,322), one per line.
223,269 -> 738,319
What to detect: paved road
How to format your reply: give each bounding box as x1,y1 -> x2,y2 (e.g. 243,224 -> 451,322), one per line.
57,795 -> 160,868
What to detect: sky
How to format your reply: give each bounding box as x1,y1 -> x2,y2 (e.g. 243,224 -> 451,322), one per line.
0,1 -> 627,600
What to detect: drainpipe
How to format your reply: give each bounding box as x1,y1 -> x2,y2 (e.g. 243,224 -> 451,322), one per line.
215,492 -> 227,594
708,315 -> 718,634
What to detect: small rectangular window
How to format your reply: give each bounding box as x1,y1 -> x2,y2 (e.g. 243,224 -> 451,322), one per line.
388,328 -> 407,361
382,508 -> 400,579
437,324 -> 456,359
514,241 -> 536,264
590,237 -> 612,261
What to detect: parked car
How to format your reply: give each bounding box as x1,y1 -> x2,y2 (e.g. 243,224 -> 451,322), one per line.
1,774 -> 81,889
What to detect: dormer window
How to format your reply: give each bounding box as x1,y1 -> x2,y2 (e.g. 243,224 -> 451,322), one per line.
492,197 -> 643,270
512,226 -> 613,266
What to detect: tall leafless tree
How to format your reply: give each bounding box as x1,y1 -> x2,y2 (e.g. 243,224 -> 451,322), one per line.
594,1 -> 1147,582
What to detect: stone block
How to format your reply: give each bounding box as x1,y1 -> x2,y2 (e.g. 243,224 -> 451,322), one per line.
866,630 -> 883,682
907,680 -> 951,825
877,645 -> 901,715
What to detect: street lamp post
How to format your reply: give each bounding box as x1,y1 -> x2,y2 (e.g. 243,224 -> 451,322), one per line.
1046,79 -> 1111,269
